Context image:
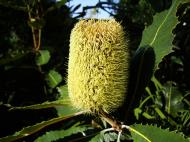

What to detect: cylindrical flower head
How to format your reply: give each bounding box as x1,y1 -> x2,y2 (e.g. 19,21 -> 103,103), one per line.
68,19 -> 129,114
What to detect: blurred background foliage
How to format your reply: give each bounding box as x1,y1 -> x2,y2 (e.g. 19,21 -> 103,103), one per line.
0,0 -> 189,141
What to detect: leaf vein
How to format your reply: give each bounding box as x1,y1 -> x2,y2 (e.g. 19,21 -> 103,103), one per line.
150,0 -> 177,46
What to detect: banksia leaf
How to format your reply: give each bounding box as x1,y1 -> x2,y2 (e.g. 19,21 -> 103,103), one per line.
34,125 -> 90,142
124,45 -> 155,121
131,124 -> 189,142
89,132 -> 119,142
139,0 -> 186,67
46,70 -> 62,88
0,112 -> 84,142
35,50 -> 50,65
68,19 -> 129,113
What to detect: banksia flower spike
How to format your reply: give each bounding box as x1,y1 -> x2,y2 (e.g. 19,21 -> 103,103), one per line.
68,19 -> 129,114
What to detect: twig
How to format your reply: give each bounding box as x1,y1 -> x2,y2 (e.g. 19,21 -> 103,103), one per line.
99,109 -> 151,142
26,1 -> 42,51
27,4 -> 37,50
100,109 -> 122,132
117,131 -> 122,142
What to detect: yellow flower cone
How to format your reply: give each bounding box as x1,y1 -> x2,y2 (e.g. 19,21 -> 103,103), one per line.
68,19 -> 129,114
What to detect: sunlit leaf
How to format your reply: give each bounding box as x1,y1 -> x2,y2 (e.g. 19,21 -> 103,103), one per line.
34,125 -> 91,142
35,50 -> 50,65
9,84 -> 80,116
131,124 -> 188,142
56,85 -> 80,116
57,85 -> 68,100
0,112 -> 84,142
46,70 -> 62,88
139,0 -> 186,67
89,132 -> 118,142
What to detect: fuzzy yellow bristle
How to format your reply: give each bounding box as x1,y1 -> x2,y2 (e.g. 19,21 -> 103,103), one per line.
68,19 -> 129,114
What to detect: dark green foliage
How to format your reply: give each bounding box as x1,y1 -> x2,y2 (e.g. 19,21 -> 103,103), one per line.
148,0 -> 172,12
118,45 -> 155,123
0,0 -> 189,142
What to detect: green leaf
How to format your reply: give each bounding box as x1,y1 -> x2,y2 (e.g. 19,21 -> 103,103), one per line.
34,125 -> 91,142
8,100 -> 69,111
10,101 -> 80,120
129,46 -> 155,97
180,110 -> 190,126
125,45 -> 155,120
57,85 -> 69,100
56,105 -> 80,117
8,85 -> 70,111
46,70 -> 62,88
154,107 -> 166,119
56,85 -> 80,116
89,132 -> 119,142
10,101 -> 80,117
9,84 -> 80,116
35,50 -> 51,65
134,108 -> 142,120
142,112 -> 155,119
139,0 -> 185,67
130,124 -> 188,142
0,112 -> 84,142
162,82 -> 185,116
